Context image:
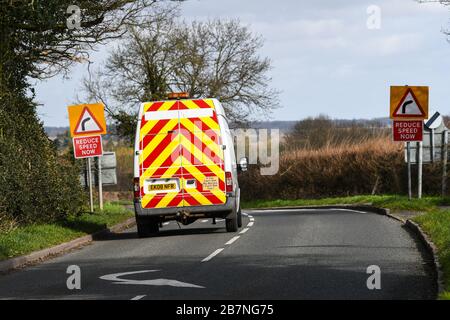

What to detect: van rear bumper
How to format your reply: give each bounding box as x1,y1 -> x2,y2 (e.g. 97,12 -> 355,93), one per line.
134,196 -> 235,218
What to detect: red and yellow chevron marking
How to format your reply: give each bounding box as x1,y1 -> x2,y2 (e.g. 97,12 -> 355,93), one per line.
139,99 -> 226,209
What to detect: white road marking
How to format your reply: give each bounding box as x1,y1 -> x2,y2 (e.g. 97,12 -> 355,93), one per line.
201,219 -> 209,223
216,218 -> 224,222
246,208 -> 371,214
246,208 -> 328,213
200,213 -> 256,262
240,227 -> 250,234
242,212 -> 249,216
100,270 -> 204,288
334,208 -> 369,214
201,248 -> 224,262
163,222 -> 169,226
225,236 -> 240,245
131,295 -> 146,300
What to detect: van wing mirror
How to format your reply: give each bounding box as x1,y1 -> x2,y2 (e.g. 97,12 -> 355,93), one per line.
238,157 -> 249,172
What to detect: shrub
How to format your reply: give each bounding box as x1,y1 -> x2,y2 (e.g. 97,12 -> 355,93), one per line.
0,94 -> 85,227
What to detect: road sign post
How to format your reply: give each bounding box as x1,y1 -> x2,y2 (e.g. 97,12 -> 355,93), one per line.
391,86 -> 428,200
407,142 -> 412,200
68,103 -> 107,212
87,158 -> 94,212
98,157 -> 103,211
418,141 -> 423,199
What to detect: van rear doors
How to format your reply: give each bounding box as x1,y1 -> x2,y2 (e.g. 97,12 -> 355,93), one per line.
138,99 -> 226,209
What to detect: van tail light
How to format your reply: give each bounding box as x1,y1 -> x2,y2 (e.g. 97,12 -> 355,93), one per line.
133,178 -> 140,199
225,172 -> 233,192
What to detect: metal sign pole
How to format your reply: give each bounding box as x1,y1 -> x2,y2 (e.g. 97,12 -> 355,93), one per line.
87,157 -> 94,212
98,156 -> 103,211
407,142 -> 412,200
84,159 -> 88,191
443,130 -> 448,197
431,128 -> 435,163
418,141 -> 423,199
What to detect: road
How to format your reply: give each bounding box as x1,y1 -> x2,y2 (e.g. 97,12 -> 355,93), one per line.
0,208 -> 436,300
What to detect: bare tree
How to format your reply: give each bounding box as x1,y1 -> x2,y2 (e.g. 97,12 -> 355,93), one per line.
83,17 -> 280,140
83,5 -> 178,116
169,20 -> 280,122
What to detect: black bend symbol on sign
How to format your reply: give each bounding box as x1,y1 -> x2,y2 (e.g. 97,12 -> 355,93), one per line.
81,117 -> 91,131
401,100 -> 414,114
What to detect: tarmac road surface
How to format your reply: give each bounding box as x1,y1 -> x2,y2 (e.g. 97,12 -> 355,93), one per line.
0,208 -> 436,300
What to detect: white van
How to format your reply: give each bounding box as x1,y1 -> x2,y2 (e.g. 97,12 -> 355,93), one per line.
133,94 -> 248,237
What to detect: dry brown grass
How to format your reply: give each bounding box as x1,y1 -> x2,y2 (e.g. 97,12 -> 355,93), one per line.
239,137 -> 410,200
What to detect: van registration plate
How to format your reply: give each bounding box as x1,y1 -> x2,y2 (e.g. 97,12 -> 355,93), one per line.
149,183 -> 177,192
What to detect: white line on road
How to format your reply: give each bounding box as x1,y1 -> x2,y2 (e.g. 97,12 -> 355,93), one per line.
201,213 -> 255,262
245,209 -> 326,213
334,208 -> 369,214
131,295 -> 146,300
225,236 -> 240,245
240,227 -> 250,234
163,222 -> 169,226
202,248 -> 224,262
201,219 -> 209,223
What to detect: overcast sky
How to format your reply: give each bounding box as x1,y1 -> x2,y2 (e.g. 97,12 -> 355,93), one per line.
35,0 -> 450,126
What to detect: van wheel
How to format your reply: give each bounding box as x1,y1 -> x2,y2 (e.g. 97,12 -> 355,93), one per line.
237,207 -> 242,228
136,216 -> 159,238
226,210 -> 238,232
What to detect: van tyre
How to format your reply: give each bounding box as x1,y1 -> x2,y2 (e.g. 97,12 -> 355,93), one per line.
136,216 -> 159,238
237,207 -> 242,228
226,210 -> 239,232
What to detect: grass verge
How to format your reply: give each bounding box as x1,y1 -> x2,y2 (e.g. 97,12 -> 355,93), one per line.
0,203 -> 133,261
413,210 -> 450,300
242,195 -> 450,299
242,195 -> 450,212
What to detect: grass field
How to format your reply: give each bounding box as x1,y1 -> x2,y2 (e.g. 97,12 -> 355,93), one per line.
0,203 -> 133,261
243,195 -> 450,299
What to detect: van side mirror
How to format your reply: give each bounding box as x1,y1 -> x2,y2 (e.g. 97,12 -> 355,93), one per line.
238,157 -> 248,172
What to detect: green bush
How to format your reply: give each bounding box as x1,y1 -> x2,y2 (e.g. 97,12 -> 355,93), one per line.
0,93 -> 85,227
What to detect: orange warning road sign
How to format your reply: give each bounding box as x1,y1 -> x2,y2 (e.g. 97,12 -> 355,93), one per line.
390,86 -> 428,119
68,103 -> 106,137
